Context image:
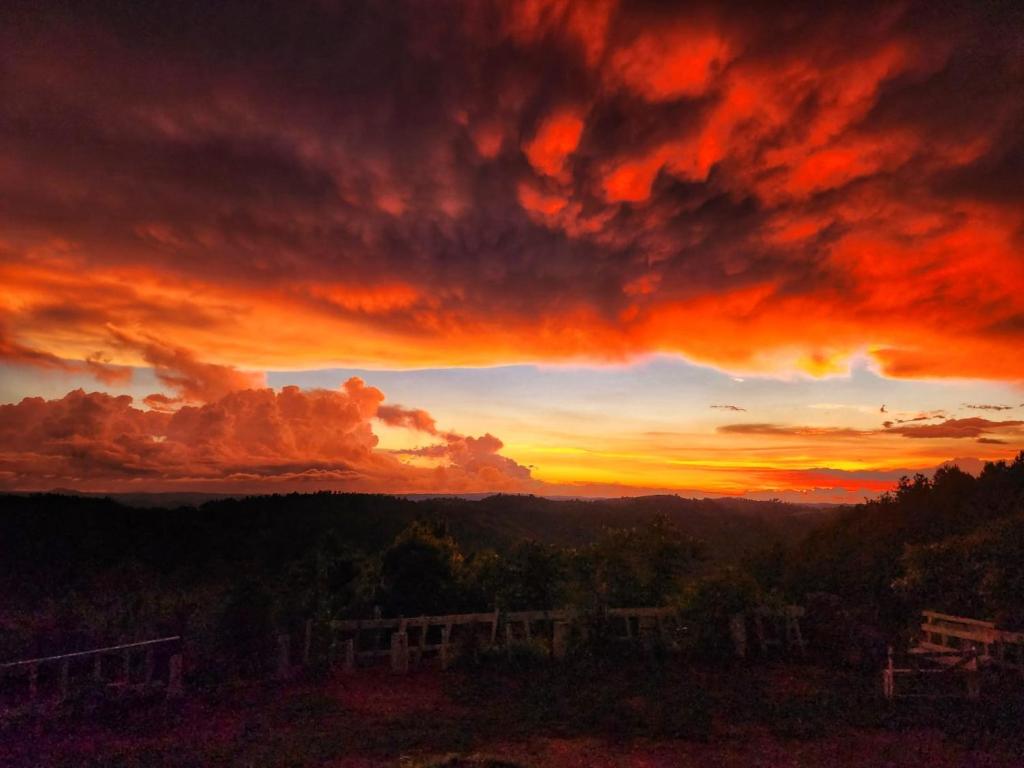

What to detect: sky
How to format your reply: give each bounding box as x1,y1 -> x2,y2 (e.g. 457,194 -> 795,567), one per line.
1,0 -> 1023,502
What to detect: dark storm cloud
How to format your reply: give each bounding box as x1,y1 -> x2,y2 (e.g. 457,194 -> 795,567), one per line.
2,0 -> 1023,376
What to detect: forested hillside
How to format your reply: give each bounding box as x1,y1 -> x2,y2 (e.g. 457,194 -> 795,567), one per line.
3,454 -> 1023,670
788,454 -> 1024,630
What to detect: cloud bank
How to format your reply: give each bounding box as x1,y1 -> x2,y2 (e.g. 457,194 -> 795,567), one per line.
0,0 -> 1022,379
0,379 -> 534,494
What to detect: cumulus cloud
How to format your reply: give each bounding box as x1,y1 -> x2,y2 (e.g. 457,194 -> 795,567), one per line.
376,405 -> 441,435
108,329 -> 264,408
0,1 -> 1021,379
0,380 -> 535,493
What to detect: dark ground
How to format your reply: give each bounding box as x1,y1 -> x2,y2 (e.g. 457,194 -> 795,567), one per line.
2,658 -> 1022,767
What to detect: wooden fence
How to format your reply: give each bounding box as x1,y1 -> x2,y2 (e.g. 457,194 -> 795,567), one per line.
276,605 -> 806,677
883,611 -> 1024,700
0,636 -> 183,710
273,607 -> 686,677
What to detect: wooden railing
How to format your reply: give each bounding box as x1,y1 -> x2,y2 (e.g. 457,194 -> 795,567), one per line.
728,606 -> 806,659
916,611 -> 1024,673
883,611 -> 1024,701
275,606 -> 685,678
275,605 -> 804,677
0,636 -> 183,708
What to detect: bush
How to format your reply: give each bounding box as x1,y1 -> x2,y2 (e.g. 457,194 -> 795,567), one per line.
680,568 -> 761,660
214,579 -> 276,679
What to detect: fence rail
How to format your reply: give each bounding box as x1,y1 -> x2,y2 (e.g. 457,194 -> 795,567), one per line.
276,604 -> 804,678
0,636 -> 183,708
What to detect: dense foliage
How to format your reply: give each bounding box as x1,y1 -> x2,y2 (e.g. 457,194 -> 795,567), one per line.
788,454 -> 1024,630
0,491 -> 811,666
2,454 -> 1022,673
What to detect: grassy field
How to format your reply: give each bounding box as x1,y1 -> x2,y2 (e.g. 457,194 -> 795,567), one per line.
3,654 -> 1023,767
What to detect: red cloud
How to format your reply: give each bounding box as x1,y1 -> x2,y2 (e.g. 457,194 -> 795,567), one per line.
523,109 -> 585,178
0,1 -> 1022,383
608,23 -> 733,101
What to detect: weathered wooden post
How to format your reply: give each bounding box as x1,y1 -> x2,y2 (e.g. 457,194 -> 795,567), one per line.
552,621 -> 570,660
784,607 -> 806,655
303,620 -> 313,667
966,648 -> 981,701
754,611 -> 768,655
391,631 -> 409,674
730,613 -> 747,659
343,639 -> 355,673
490,610 -> 500,646
506,622 -> 514,659
60,659 -> 70,700
412,619 -> 424,667
328,637 -> 338,670
440,625 -> 452,670
883,646 -> 895,701
276,634 -> 292,681
167,654 -> 184,699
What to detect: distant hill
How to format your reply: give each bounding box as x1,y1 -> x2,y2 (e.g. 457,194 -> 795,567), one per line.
0,492 -> 838,596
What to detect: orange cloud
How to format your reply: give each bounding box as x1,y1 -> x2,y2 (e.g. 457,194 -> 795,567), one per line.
0,0 -> 1021,386
109,329 -> 265,408
0,381 -> 535,494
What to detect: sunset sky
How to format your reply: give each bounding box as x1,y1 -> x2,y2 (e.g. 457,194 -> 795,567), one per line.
2,0 -> 1023,501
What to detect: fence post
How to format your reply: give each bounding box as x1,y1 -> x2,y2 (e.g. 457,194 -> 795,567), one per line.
276,634 -> 292,681
730,613 -> 747,659
754,612 -> 768,655
303,620 -> 312,667
966,650 -> 981,701
883,646 -> 895,701
60,659 -> 70,701
167,654 -> 184,699
391,631 -> 409,674
440,625 -> 451,670
552,621 -> 570,660
344,639 -> 355,673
